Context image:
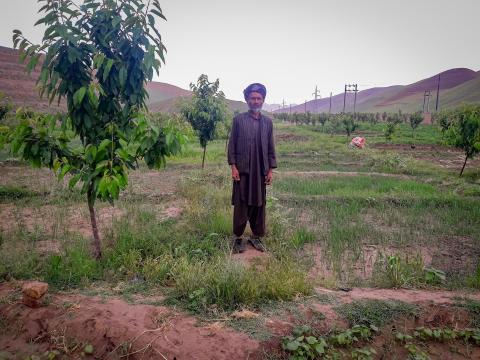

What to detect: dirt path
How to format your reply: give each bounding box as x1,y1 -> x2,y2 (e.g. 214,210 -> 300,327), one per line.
315,287 -> 480,305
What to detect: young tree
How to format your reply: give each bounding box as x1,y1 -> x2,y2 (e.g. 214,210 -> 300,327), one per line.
181,74 -> 227,169
409,111 -> 423,138
8,0 -> 185,259
436,109 -> 455,138
318,113 -> 328,132
445,104 -> 480,176
341,114 -> 358,137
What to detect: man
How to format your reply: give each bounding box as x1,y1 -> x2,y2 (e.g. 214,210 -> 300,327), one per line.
227,83 -> 277,253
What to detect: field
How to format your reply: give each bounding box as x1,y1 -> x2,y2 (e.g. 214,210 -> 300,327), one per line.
1,120 -> 480,359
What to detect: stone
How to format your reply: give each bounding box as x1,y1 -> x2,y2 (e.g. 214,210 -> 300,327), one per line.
22,281 -> 48,308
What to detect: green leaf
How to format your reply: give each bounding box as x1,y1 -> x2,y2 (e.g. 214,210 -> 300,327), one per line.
151,8 -> 166,20
95,160 -> 109,171
103,59 -> 114,82
119,66 -> 127,88
73,87 -> 87,106
112,16 -> 121,28
68,173 -> 81,188
285,341 -> 300,351
98,139 -> 112,153
84,344 -> 94,355
59,164 -> 72,180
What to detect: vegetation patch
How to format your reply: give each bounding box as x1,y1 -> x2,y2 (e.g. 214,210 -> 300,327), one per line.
335,299 -> 418,327
0,185 -> 39,200
170,257 -> 312,312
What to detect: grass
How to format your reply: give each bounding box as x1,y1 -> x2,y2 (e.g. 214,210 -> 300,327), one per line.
0,185 -> 39,201
275,175 -> 444,199
335,299 -> 418,327
1,117 -> 479,310
170,256 -> 312,312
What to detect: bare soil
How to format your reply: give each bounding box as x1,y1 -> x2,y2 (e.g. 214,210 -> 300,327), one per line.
0,283 -> 259,359
371,143 -> 480,171
1,281 -> 480,359
306,233 -> 479,283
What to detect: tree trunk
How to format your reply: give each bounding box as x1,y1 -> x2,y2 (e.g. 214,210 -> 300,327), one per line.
459,154 -> 468,177
87,190 -> 102,259
201,145 -> 207,170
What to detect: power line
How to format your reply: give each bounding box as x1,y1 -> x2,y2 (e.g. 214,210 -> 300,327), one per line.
343,84 -> 358,113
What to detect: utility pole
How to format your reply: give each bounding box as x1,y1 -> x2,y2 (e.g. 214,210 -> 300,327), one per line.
312,85 -> 322,110
329,92 -> 332,114
289,104 -> 292,115
304,100 -> 307,114
353,84 -> 358,114
312,85 -> 321,101
343,84 -> 358,113
282,99 -> 285,112
422,91 -> 431,113
435,74 -> 441,111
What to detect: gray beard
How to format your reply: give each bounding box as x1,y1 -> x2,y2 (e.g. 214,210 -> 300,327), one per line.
249,105 -> 262,113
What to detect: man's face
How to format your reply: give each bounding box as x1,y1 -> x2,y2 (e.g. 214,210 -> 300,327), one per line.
247,92 -> 264,113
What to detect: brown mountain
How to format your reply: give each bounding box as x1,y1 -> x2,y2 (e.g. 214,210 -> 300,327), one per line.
0,46 -> 247,113
276,68 -> 480,114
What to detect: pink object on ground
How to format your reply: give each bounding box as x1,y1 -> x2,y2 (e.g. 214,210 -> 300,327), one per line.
350,137 -> 366,148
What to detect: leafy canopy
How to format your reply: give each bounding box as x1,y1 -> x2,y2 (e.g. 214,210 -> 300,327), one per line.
182,74 -> 227,148
446,104 -> 480,160
9,0 -> 186,205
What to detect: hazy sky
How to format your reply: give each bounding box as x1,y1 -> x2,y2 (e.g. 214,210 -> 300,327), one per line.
1,0 -> 479,104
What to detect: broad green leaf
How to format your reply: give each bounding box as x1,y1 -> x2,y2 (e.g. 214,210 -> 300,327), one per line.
73,87 -> 87,106
103,59 -> 114,82
68,173 -> 81,188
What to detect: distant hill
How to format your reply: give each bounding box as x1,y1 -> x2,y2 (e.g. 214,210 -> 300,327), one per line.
276,68 -> 480,114
148,95 -> 247,113
0,45 -> 247,113
0,46 -> 57,111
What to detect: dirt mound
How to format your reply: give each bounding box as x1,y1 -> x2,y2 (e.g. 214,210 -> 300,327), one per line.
0,283 -> 259,359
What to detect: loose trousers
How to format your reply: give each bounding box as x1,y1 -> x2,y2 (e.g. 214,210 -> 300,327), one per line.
233,202 -> 266,238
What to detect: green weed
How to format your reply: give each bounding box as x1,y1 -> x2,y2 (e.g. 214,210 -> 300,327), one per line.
335,299 -> 418,327
170,256 -> 312,312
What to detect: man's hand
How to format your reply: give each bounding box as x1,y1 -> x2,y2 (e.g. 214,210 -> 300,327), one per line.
231,165 -> 240,182
265,169 -> 273,185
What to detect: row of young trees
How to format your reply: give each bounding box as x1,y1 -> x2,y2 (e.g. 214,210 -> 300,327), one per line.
273,110 -> 418,127
273,106 -> 479,177
273,111 -> 425,139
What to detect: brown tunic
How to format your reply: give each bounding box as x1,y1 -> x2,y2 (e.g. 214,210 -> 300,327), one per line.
228,111 -> 277,207
232,116 -> 265,206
